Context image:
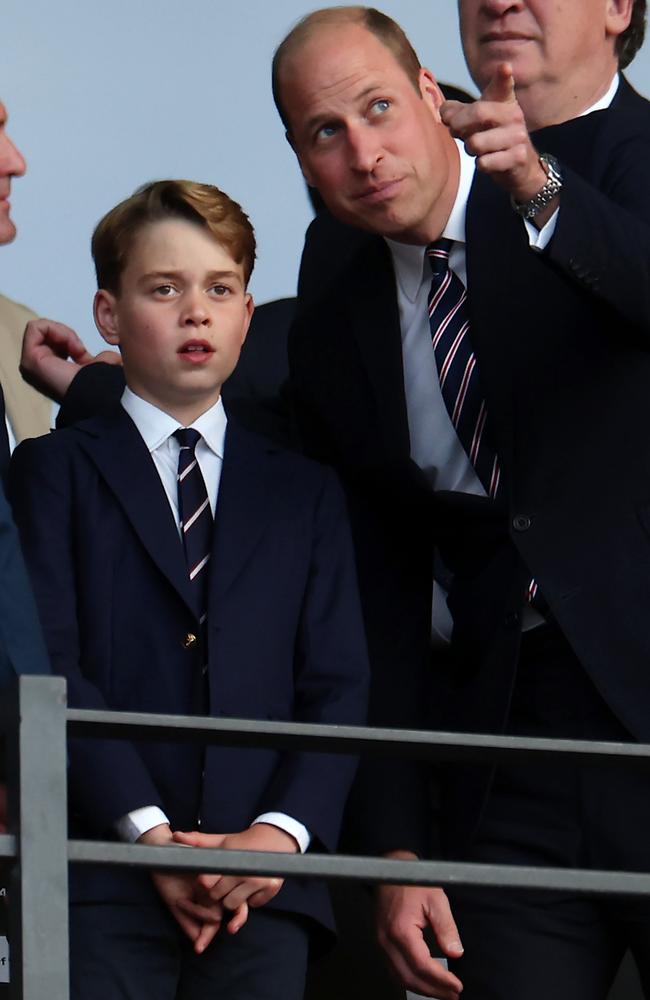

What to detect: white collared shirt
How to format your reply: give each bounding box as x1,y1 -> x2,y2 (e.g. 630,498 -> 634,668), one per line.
115,387 -> 310,852
388,77 -> 619,640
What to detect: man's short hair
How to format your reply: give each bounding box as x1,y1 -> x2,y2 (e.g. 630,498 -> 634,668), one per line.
272,6 -> 422,132
618,0 -> 646,68
92,179 -> 256,294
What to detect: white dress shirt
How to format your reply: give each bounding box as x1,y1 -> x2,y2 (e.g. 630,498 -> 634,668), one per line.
386,75 -> 618,639
114,387 -> 310,852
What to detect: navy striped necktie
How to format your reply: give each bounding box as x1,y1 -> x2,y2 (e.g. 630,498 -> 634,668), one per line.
426,238 -> 501,499
174,428 -> 213,620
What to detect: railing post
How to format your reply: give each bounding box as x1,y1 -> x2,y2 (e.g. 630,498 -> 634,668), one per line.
7,676 -> 68,1000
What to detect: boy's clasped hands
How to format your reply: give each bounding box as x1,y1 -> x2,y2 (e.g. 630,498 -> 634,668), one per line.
139,822 -> 298,954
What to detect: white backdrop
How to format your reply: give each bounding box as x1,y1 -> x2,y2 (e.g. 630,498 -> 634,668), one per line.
1,1 -> 649,353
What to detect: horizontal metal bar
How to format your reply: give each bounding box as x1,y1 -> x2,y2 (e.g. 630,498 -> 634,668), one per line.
0,834 -> 16,860
67,840 -> 650,898
67,708 -> 650,768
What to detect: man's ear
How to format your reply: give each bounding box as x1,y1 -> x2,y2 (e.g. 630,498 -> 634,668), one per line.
419,67 -> 444,123
93,289 -> 120,346
605,0 -> 634,38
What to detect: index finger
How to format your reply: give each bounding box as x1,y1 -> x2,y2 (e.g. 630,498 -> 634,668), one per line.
482,62 -> 515,103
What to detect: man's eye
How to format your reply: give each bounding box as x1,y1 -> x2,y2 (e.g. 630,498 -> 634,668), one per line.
154,284 -> 175,296
370,99 -> 391,116
210,284 -> 230,296
316,123 -> 338,141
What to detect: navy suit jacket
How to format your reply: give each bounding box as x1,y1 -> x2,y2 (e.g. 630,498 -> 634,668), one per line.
290,77 -> 650,855
0,385 -> 50,687
9,405 -> 369,937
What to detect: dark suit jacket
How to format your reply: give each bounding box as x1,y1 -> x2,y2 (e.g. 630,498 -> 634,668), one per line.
289,77 -> 650,855
0,385 -> 51,687
9,406 -> 369,938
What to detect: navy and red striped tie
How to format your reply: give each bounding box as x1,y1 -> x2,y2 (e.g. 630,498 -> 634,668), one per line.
426,238 -> 501,499
174,427 -> 213,636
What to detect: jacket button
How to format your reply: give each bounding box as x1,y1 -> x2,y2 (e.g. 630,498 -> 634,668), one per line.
182,632 -> 197,649
504,611 -> 520,629
512,515 -> 532,532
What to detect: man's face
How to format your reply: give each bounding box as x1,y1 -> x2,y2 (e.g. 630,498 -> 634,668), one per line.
94,218 -> 253,422
0,102 -> 27,245
281,23 -> 458,244
459,0 -> 632,94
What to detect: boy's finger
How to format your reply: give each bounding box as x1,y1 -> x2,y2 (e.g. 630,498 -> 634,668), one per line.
226,903 -> 249,935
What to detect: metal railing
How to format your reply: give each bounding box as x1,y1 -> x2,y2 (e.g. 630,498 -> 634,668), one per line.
3,674 -> 650,999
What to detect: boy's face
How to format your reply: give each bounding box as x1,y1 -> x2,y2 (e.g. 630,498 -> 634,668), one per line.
94,218 -> 253,423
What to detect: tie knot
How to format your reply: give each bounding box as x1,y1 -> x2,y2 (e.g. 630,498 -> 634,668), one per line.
426,238 -> 453,278
174,427 -> 202,452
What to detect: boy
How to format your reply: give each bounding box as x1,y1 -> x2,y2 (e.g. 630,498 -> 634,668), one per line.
9,180 -> 369,1000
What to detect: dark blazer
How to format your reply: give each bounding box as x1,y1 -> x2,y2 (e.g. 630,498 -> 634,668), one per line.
0,385 -> 51,686
9,406 -> 369,938
289,77 -> 650,854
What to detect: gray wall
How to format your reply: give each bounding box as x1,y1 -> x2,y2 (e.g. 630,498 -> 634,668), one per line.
1,1 -> 648,354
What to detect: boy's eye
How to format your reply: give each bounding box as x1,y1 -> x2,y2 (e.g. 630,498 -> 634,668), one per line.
210,284 -> 231,296
154,284 -> 176,296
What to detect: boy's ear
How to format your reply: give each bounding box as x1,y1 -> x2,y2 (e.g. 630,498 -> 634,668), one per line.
241,293 -> 255,344
93,289 -> 120,346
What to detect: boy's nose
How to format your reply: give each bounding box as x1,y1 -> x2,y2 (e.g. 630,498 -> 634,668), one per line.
182,293 -> 210,325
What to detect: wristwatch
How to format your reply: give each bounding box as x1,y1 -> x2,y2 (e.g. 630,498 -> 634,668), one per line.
511,153 -> 563,220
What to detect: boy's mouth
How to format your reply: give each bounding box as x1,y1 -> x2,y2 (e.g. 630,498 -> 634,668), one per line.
178,339 -> 214,363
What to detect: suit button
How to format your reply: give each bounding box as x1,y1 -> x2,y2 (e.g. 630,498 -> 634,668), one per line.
504,611 -> 520,629
182,632 -> 197,649
512,515 -> 532,531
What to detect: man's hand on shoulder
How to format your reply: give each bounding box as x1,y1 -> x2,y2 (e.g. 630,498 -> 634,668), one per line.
441,61 -> 557,226
20,317 -> 122,403
376,850 -> 464,1000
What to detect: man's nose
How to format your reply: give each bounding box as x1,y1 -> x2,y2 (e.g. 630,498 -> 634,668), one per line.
347,124 -> 383,173
0,133 -> 26,178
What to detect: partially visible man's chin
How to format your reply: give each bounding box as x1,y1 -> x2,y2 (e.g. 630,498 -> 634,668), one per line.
0,216 -> 17,246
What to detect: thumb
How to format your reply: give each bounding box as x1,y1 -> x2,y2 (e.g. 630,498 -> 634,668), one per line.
427,888 -> 464,958
482,61 -> 516,103
172,830 -> 223,848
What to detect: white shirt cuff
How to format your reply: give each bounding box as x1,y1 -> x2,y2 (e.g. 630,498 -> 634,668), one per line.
115,806 -> 170,843
252,812 -> 311,853
524,207 -> 559,251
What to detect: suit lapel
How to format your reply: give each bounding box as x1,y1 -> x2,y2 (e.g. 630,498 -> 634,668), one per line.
346,236 -> 411,460
465,170 -> 522,472
77,407 -> 196,616
208,422 -> 277,610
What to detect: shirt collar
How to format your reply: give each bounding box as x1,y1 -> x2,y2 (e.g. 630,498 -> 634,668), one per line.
121,386 -> 227,458
386,138 -> 473,303
579,73 -> 619,117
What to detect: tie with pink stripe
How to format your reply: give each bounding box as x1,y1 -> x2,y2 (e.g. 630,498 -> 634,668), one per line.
427,238 -> 501,499
174,428 -> 213,627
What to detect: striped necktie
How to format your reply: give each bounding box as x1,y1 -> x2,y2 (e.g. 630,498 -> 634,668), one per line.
174,428 -> 213,625
426,238 -> 501,499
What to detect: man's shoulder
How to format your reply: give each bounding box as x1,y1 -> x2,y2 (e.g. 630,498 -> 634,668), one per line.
225,419 -> 342,495
299,210 -> 389,310
0,292 -> 37,332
